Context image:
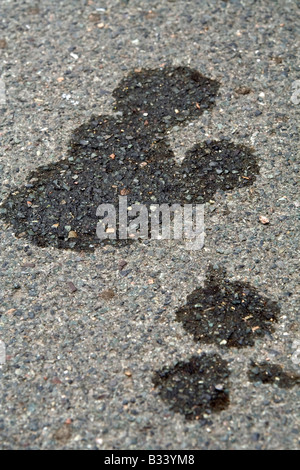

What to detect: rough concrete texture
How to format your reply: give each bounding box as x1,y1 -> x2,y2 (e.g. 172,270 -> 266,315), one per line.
0,0 -> 299,450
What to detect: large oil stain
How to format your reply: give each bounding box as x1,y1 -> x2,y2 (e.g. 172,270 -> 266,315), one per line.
175,266 -> 280,348
248,361 -> 300,389
153,354 -> 230,420
0,67 -> 259,251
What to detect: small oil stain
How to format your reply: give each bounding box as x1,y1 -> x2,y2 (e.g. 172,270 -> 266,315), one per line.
175,266 -> 279,348
248,361 -> 300,389
153,354 -> 230,420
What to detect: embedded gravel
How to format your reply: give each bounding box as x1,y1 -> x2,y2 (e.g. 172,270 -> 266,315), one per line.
0,0 -> 299,450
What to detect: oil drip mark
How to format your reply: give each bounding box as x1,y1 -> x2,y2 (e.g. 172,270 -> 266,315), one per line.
157,268 -> 298,420
175,266 -> 280,348
248,361 -> 300,389
1,67 -> 259,251
153,354 -> 230,421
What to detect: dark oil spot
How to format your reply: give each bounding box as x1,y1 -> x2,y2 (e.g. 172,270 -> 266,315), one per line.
248,361 -> 300,389
175,266 -> 279,348
153,354 -> 230,420
0,67 -> 259,251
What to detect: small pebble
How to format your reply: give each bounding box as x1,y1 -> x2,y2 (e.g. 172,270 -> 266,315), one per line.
259,215 -> 270,225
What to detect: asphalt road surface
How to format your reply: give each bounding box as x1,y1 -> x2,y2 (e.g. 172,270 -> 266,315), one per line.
0,0 -> 299,450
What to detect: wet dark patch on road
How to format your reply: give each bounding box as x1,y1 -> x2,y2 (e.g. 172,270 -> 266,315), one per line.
248,361 -> 300,389
175,266 -> 280,348
153,354 -> 230,420
1,67 -> 259,251
112,66 -> 219,127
